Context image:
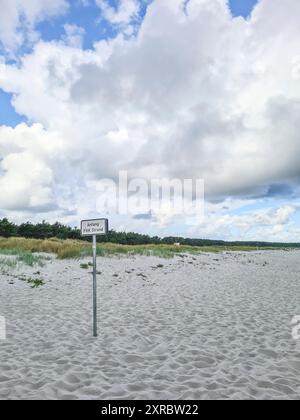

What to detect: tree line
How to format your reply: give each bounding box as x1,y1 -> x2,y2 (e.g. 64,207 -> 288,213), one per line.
0,218 -> 299,248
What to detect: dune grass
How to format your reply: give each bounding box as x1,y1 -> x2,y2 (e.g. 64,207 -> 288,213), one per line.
16,274 -> 45,288
0,236 -> 289,261
80,263 -> 89,269
0,257 -> 18,270
17,252 -> 50,267
0,253 -> 49,271
0,238 -> 52,268
25,278 -> 45,288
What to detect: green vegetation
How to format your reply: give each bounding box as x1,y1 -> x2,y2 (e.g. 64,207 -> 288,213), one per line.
0,218 -> 299,261
0,248 -> 50,270
0,257 -> 18,270
1,218 -> 300,249
26,278 -> 45,289
16,252 -> 50,267
80,263 -> 89,269
17,275 -> 45,288
0,235 -> 295,261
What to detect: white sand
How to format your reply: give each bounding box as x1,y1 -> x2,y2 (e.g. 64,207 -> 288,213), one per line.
1,251 -> 300,400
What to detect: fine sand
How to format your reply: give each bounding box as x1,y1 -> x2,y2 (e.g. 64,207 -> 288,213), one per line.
0,251 -> 300,400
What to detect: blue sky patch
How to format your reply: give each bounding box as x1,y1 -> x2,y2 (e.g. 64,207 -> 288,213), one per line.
36,0 -> 151,50
0,90 -> 25,127
229,0 -> 258,18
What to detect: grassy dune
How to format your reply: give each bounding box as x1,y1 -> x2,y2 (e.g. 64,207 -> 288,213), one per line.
0,236 -> 286,260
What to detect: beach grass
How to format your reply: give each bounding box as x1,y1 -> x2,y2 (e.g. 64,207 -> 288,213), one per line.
0,257 -> 18,270
16,274 -> 45,288
0,236 -> 288,260
80,263 -> 89,269
25,277 -> 45,288
0,242 -> 52,268
17,252 -> 50,267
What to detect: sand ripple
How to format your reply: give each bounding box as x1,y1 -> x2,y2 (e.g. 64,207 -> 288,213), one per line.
1,251 -> 300,400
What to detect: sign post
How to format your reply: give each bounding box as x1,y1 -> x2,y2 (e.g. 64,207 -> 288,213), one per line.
81,218 -> 109,337
92,234 -> 97,337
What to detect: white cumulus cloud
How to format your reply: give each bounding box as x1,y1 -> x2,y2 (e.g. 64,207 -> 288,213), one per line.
0,123 -> 64,210
0,0 -> 68,52
96,0 -> 140,25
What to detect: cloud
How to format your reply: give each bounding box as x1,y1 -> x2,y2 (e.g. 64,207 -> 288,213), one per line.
63,24 -> 85,49
0,0 -> 300,239
96,0 -> 140,25
0,123 -> 64,210
0,0 -> 68,52
188,204 -> 297,241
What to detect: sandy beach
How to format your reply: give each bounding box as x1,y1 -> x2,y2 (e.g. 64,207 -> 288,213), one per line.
1,251 -> 300,400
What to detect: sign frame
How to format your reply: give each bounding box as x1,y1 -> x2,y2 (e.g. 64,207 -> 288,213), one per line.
81,218 -> 109,237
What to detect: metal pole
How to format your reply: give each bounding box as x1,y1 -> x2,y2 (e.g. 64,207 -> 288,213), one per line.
92,235 -> 97,337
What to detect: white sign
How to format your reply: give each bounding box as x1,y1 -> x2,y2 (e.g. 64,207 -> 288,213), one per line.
81,219 -> 108,236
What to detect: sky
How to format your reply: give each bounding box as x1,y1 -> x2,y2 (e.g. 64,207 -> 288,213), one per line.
0,0 -> 300,242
